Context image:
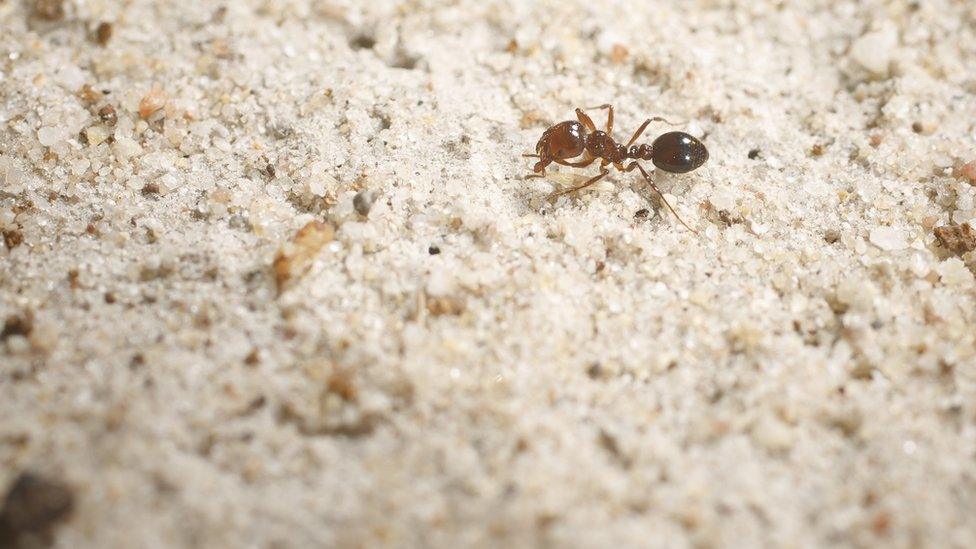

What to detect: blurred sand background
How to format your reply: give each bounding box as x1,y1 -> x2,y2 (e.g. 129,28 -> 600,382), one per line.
2,0 -> 976,547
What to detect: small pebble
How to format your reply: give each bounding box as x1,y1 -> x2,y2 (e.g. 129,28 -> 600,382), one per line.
353,191 -> 375,217
426,295 -> 465,316
827,407 -> 863,437
54,67 -> 84,91
84,126 -> 110,146
909,252 -> 930,278
93,22 -> 113,46
850,28 -> 897,76
98,104 -> 117,126
0,472 -> 75,545
228,215 -> 251,231
935,258 -> 974,286
751,416 -> 794,452
138,86 -> 168,119
953,160 -> 976,186
77,84 -> 102,105
273,221 -> 335,290
2,314 -> 33,339
426,268 -> 456,297
113,137 -> 143,160
28,319 -> 58,352
709,189 -> 735,212
305,174 -> 337,197
609,44 -> 629,64
37,126 -> 65,147
155,173 -> 179,195
835,276 -> 876,312
3,230 -> 24,249
934,223 -> 976,255
32,0 -> 64,21
244,348 -> 260,365
5,335 -> 30,354
70,158 -> 89,176
869,227 -> 907,251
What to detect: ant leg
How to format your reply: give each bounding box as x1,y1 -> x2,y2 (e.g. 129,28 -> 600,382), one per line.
575,108 -> 598,132
525,158 -> 553,179
625,162 -> 698,235
529,157 -> 594,180
547,168 -> 610,201
625,120 -> 651,148
584,104 -> 614,135
624,116 -> 686,148
553,156 -> 596,169
522,153 -> 541,158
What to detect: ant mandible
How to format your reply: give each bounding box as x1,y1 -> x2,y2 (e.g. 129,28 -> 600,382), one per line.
524,104 -> 708,233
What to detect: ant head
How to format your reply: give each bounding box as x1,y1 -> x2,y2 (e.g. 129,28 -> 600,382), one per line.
537,121 -> 586,160
651,132 -> 708,174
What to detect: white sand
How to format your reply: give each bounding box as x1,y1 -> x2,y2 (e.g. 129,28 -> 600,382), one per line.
2,0 -> 976,547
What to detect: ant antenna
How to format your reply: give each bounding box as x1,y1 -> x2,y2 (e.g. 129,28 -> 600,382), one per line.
646,116 -> 685,127
633,162 -> 699,236
581,107 -> 685,128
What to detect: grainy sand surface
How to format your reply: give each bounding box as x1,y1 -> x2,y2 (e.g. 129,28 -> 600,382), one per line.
2,0 -> 976,547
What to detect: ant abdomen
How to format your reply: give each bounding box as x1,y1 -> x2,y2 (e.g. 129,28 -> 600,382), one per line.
650,131 -> 708,174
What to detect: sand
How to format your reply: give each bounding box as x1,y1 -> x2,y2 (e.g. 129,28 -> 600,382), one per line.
2,0 -> 976,547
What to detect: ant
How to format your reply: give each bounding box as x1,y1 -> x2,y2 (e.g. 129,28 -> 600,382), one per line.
524,105 -> 708,233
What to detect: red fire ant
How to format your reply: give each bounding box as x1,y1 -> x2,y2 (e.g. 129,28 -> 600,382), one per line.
525,105 -> 708,233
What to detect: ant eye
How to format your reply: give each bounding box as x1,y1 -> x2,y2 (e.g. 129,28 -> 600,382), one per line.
651,132 -> 708,174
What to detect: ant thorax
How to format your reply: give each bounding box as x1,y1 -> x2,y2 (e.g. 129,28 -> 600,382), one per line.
584,131 -> 626,163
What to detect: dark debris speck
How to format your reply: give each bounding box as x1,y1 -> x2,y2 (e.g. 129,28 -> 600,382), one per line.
353,191 -> 374,217
3,229 -> 24,249
98,104 -> 117,126
934,223 -> 976,255
92,22 -> 112,46
33,0 -> 65,21
2,314 -> 33,340
0,472 -> 75,546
